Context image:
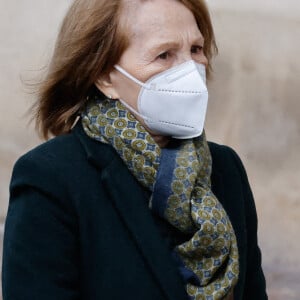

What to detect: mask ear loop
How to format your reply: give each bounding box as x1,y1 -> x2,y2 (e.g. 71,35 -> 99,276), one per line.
114,65 -> 150,89
118,98 -> 153,123
113,65 -> 154,122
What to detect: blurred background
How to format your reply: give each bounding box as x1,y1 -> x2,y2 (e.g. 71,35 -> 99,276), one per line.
0,0 -> 299,299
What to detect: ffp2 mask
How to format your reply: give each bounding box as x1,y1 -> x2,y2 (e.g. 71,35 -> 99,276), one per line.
114,60 -> 208,139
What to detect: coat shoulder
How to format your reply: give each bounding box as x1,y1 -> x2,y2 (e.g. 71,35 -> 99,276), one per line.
16,131 -> 84,166
208,141 -> 252,198
208,141 -> 238,160
208,141 -> 246,173
10,132 -> 88,200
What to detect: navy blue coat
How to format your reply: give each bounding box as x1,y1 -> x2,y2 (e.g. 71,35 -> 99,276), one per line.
2,123 -> 267,300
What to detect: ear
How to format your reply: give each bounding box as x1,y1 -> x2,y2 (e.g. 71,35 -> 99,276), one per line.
95,72 -> 120,100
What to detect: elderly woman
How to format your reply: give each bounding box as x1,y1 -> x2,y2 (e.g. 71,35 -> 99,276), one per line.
2,0 -> 267,299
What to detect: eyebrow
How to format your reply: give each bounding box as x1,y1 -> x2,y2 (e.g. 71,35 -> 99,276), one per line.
148,42 -> 180,55
147,36 -> 205,55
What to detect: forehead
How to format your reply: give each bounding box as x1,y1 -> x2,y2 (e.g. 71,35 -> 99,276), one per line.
121,0 -> 202,47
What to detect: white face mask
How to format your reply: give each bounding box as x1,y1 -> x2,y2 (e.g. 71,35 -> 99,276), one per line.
114,60 -> 208,139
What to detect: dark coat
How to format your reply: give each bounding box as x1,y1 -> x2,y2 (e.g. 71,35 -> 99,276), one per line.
2,123 -> 267,300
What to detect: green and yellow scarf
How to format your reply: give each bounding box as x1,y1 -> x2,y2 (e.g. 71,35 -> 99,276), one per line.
81,95 -> 239,300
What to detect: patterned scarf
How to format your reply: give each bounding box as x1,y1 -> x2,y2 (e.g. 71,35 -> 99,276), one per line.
81,95 -> 239,300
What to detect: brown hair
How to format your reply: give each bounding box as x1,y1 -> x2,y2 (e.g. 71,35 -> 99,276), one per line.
34,0 -> 217,139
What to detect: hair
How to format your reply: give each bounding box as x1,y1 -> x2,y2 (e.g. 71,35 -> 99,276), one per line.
34,0 -> 218,139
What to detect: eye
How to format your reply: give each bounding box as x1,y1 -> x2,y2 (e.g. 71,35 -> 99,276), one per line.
191,45 -> 203,54
157,51 -> 171,60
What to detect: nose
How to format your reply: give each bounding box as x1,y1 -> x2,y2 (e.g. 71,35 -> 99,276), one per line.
176,53 -> 193,65
176,51 -> 208,67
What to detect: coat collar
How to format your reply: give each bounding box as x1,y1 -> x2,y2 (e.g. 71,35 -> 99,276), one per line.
73,122 -> 116,169
210,155 -> 225,203
73,122 -> 188,300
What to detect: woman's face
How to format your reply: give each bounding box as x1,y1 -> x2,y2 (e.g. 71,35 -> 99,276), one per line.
97,0 -> 208,146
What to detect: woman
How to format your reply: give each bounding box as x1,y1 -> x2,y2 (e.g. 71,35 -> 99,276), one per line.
2,0 -> 267,299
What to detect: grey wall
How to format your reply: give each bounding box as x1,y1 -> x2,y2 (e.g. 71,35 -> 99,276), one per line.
206,6 -> 300,299
1,1 -> 299,299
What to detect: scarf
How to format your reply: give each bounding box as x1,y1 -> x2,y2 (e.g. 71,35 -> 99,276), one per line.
81,95 -> 239,300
